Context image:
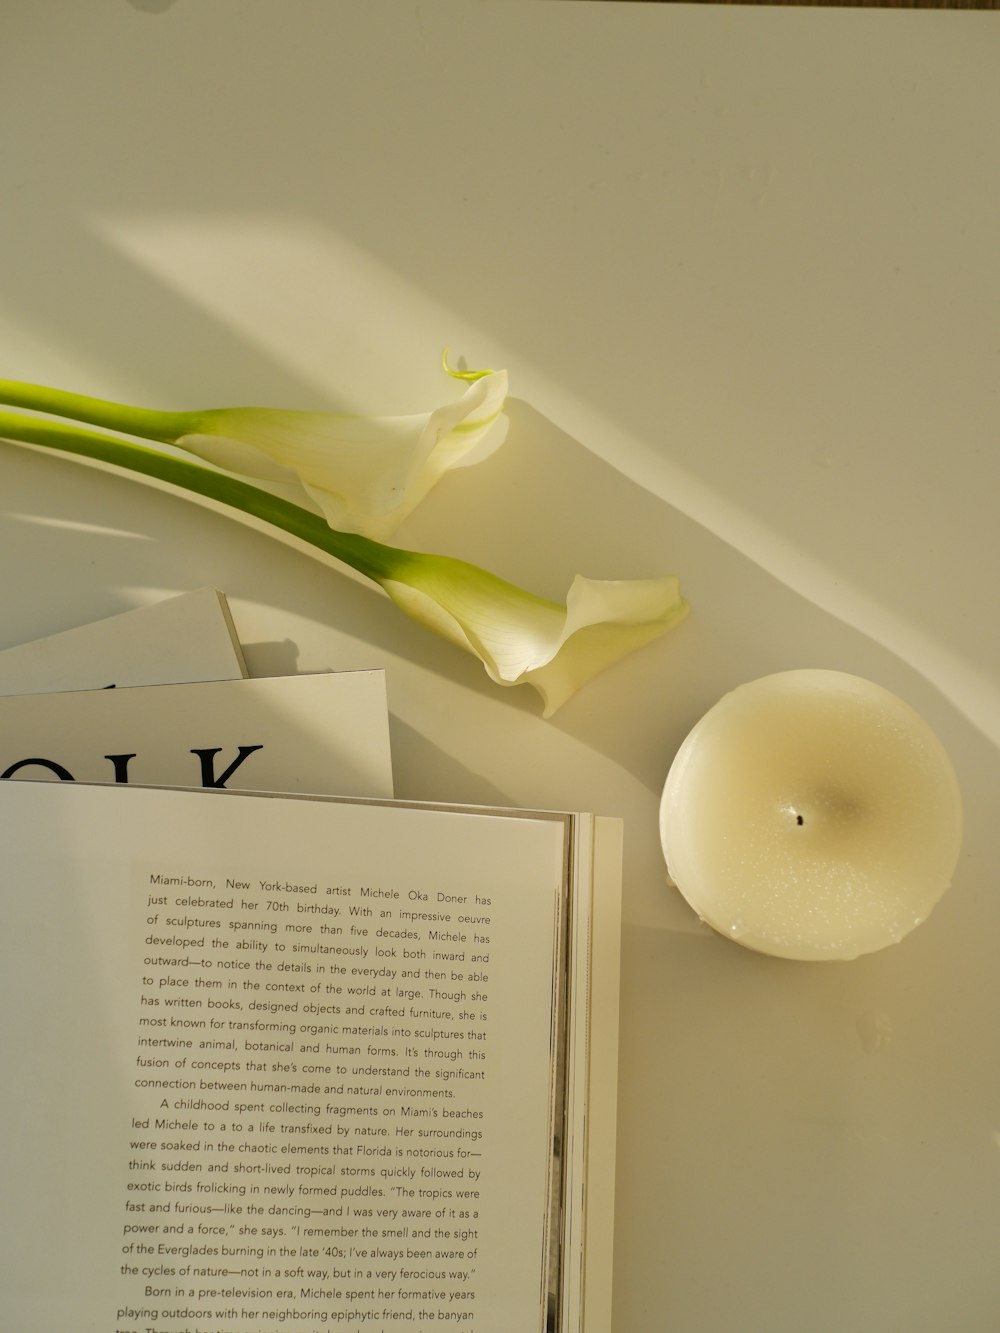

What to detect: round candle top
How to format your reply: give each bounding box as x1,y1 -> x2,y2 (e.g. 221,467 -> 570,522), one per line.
659,670 -> 963,961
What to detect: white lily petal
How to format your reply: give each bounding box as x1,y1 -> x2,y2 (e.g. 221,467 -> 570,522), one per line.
168,432 -> 302,485
382,575 -> 565,678
381,561 -> 688,716
175,369 -> 508,540
522,575 -> 689,716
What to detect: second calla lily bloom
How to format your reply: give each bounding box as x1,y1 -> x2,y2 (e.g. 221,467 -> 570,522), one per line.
381,560 -> 688,717
0,365 -> 508,540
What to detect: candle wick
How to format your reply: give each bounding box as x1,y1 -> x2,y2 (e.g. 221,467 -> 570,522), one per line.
795,813 -> 805,826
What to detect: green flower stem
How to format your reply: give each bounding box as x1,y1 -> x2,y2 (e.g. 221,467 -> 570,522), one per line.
0,411 -> 416,585
0,366 -> 497,444
0,379 -> 196,444
0,408 -> 684,715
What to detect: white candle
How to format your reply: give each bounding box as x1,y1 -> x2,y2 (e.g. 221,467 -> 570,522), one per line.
659,670 -> 963,961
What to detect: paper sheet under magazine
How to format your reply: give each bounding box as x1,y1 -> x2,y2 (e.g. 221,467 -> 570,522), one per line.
0,782 -> 582,1332
0,588 -> 247,693
0,671 -> 393,798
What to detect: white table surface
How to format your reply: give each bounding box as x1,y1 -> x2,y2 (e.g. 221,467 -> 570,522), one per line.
3,3 -> 999,1329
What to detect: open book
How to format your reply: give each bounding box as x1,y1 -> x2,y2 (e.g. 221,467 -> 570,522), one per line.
0,780 -> 620,1333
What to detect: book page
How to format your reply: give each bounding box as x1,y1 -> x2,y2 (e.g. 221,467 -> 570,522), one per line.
0,671 -> 393,800
560,816 -> 622,1333
0,782 -> 570,1333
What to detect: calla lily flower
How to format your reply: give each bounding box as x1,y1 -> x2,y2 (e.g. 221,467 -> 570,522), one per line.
0,410 -> 688,716
173,366 -> 508,540
381,560 -> 688,717
0,363 -> 508,540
